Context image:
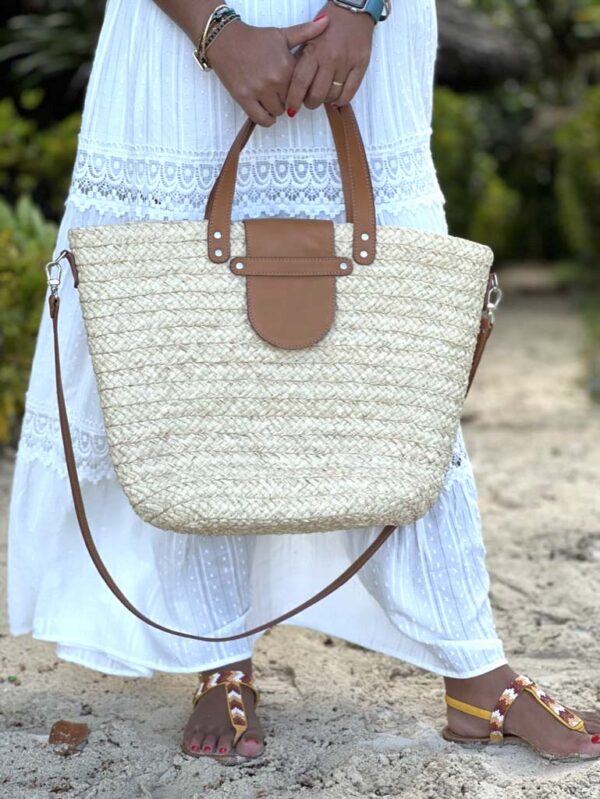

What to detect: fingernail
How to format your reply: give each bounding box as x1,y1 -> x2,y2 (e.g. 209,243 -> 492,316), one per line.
218,746 -> 228,753
314,13 -> 327,21
287,108 -> 297,118
189,743 -> 199,752
592,735 -> 600,743
203,745 -> 212,752
331,104 -> 338,109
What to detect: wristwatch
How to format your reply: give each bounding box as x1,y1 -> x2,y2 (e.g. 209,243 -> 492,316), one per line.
329,0 -> 391,25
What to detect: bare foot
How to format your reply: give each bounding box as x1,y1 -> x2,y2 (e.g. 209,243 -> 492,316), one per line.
444,664 -> 600,759
182,657 -> 265,759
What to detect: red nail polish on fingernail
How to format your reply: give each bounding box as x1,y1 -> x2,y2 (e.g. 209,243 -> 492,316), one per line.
592,735 -> 600,743
287,108 -> 297,118
314,13 -> 327,21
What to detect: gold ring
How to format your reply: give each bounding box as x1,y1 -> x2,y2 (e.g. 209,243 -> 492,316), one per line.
332,80 -> 344,87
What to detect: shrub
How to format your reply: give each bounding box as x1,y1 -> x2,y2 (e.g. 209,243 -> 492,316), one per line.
0,94 -> 79,220
0,196 -> 57,447
0,0 -> 105,122
555,86 -> 600,271
432,87 -> 520,256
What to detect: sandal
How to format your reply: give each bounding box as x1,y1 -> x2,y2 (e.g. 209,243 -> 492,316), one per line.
181,668 -> 262,765
442,673 -> 597,762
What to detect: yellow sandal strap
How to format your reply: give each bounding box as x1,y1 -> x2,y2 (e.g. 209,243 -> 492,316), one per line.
192,669 -> 259,747
444,694 -> 492,721
446,674 -> 587,743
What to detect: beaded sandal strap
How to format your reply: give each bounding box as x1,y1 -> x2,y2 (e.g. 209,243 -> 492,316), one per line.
191,669 -> 260,747
445,673 -> 586,743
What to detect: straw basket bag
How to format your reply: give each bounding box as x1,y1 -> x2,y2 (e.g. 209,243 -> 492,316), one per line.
45,104 -> 502,643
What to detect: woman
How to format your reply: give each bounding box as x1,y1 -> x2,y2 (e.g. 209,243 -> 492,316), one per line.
7,0 -> 600,764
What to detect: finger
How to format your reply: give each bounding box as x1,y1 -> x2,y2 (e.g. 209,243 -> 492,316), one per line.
285,52 -> 319,113
283,15 -> 329,49
334,66 -> 364,107
260,90 -> 286,118
304,64 -> 338,109
323,74 -> 346,105
244,99 -> 276,127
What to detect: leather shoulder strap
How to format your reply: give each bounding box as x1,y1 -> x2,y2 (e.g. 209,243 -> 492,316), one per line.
46,268 -> 495,643
48,294 -> 396,642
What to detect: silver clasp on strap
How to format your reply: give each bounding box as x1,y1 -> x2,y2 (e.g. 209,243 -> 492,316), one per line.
44,250 -> 71,297
484,274 -> 503,323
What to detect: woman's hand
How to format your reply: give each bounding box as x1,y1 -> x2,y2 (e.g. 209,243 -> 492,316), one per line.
207,17 -> 330,127
286,3 -> 375,114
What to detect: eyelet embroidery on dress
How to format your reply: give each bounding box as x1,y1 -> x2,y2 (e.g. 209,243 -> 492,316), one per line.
66,136 -> 445,221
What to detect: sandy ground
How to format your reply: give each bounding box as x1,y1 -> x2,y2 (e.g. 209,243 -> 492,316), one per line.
2,271 -> 600,799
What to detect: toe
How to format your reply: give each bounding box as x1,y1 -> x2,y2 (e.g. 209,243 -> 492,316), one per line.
184,733 -> 203,754
578,735 -> 600,758
566,708 -> 600,734
583,714 -> 600,735
216,732 -> 235,756
235,729 -> 264,758
201,733 -> 217,754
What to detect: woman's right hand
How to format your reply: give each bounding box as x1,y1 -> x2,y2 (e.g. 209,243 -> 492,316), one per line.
206,16 -> 329,127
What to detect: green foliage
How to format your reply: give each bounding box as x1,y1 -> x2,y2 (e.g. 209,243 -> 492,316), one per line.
0,196 -> 57,446
432,87 -> 520,256
0,0 -> 105,112
0,95 -> 79,220
553,80 -> 600,399
555,86 -> 600,267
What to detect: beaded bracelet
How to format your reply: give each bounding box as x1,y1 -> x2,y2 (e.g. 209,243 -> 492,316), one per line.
193,5 -> 241,71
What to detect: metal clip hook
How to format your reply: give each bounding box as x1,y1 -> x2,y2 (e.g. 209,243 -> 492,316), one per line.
44,250 -> 71,297
484,274 -> 503,323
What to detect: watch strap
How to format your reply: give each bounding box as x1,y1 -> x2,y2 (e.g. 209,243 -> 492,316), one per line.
330,0 -> 387,25
364,0 -> 387,23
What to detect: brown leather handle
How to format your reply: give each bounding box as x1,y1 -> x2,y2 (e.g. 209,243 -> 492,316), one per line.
205,104 -> 355,227
204,104 -> 377,267
49,294 -> 396,642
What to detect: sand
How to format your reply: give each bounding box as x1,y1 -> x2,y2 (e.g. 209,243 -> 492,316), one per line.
2,270 -> 600,798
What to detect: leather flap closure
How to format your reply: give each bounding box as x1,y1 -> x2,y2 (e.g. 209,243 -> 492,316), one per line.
229,256 -> 352,277
239,218 -> 344,350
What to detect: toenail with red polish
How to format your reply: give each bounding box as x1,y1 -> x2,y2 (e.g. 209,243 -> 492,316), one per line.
219,746 -> 228,753
287,108 -> 297,118
189,743 -> 199,752
203,745 -> 212,752
592,735 -> 600,743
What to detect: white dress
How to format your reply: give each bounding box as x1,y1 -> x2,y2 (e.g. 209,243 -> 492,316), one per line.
7,0 -> 507,679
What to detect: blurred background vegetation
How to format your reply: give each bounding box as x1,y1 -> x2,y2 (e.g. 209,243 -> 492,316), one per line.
0,0 -> 599,445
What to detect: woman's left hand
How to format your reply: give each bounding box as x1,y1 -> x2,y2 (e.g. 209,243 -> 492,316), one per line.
285,2 -> 375,114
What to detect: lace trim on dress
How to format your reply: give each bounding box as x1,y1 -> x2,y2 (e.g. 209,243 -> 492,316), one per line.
18,405 -> 115,484
18,406 -> 473,492
66,135 -> 445,221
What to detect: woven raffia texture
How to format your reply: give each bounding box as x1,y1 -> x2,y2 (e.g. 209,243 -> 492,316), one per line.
67,220 -> 493,535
